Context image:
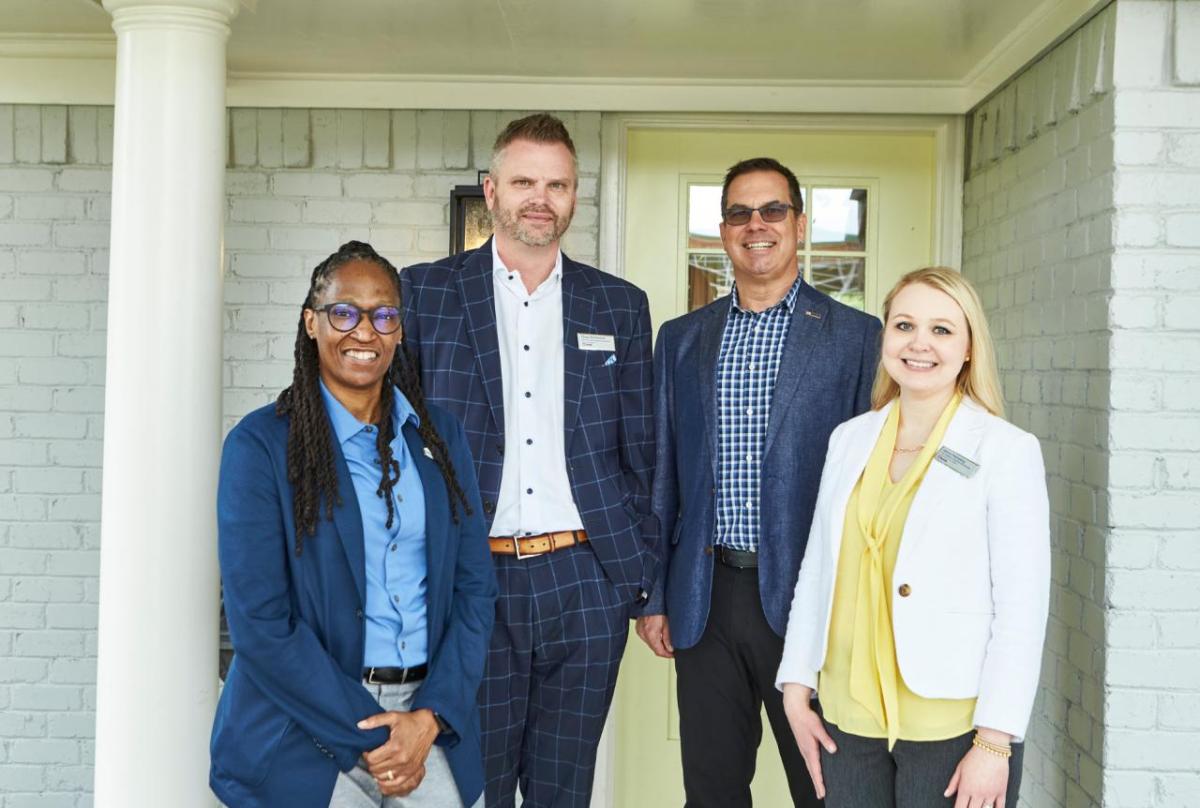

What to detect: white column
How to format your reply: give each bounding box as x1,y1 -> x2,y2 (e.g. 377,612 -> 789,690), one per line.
94,1 -> 238,804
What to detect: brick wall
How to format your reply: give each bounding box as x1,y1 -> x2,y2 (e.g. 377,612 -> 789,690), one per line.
0,105 -> 602,804
1102,2 -> 1200,805
962,6 -> 1116,806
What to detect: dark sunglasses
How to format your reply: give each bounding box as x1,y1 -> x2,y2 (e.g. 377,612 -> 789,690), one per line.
311,302 -> 402,334
722,202 -> 798,226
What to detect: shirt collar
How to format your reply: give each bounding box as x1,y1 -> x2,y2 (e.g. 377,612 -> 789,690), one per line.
492,238 -> 563,289
319,380 -> 420,446
730,274 -> 803,315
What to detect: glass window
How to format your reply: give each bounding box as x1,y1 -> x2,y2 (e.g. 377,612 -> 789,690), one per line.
687,185 -> 724,250
811,188 -> 867,251
811,256 -> 866,310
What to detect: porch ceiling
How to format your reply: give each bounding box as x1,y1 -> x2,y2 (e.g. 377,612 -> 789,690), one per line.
2,0 -> 1107,111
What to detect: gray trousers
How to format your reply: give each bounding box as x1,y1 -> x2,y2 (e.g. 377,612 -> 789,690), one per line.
820,720 -> 1024,808
329,681 -> 482,808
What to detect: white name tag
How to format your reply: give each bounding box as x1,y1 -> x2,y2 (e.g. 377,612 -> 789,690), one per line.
577,333 -> 616,352
935,446 -> 980,478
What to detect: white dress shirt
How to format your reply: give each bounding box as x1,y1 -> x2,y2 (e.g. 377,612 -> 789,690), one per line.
490,241 -> 585,537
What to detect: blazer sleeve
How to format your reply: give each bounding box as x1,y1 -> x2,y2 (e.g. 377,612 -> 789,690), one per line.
775,424 -> 843,691
218,425 -> 389,771
409,416 -> 499,743
618,290 -> 658,591
971,431 -> 1051,740
856,317 -> 882,414
639,324 -> 675,617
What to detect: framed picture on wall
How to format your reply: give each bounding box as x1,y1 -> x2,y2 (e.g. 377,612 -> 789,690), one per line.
449,171 -> 492,254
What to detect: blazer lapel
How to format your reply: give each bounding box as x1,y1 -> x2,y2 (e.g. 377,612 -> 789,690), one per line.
330,439 -> 367,606
825,404 -> 891,549
764,284 -> 829,458
693,301 -> 727,479
402,423 -> 447,612
456,239 -> 505,435
900,398 -> 989,554
561,256 -> 597,445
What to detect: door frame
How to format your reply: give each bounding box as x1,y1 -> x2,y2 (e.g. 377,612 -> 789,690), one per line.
599,112 -> 965,283
590,111 -> 964,808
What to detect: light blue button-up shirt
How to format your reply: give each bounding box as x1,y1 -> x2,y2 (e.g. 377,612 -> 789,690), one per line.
320,382 -> 428,668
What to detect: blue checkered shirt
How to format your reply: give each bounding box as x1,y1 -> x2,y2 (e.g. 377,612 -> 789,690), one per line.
714,277 -> 802,552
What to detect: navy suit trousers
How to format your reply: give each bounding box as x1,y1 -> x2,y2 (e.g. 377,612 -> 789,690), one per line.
480,545 -> 629,808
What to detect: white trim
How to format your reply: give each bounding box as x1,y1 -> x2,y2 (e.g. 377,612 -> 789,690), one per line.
962,0 -> 1110,109
598,113 -> 965,281
0,0 -> 1106,112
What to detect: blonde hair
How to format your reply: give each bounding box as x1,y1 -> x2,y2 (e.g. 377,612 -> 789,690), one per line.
870,267 -> 1005,417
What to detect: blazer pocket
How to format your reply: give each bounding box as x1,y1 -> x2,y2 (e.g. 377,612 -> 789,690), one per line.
211,669 -> 293,787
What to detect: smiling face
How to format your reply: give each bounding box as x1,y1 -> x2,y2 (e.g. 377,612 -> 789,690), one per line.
484,138 -> 577,249
881,281 -> 971,401
302,259 -> 402,407
719,170 -> 806,289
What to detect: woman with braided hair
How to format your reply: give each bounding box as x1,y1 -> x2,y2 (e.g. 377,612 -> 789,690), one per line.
210,241 -> 496,808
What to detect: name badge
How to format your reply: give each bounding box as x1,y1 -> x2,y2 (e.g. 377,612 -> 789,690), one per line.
577,333 -> 616,351
934,446 -> 979,478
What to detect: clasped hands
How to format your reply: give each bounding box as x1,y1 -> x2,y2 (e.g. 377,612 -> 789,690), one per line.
357,708 -> 440,797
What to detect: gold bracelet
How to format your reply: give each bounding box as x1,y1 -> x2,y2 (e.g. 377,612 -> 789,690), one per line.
972,734 -> 1013,759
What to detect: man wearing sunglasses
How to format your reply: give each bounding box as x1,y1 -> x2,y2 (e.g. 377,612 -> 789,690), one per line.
400,114 -> 655,808
636,157 -> 881,807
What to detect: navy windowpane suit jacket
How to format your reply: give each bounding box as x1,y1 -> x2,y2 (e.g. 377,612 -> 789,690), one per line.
401,239 -> 658,604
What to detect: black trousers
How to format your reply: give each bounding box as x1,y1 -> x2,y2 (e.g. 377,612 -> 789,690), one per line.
674,561 -> 822,808
820,720 -> 1025,808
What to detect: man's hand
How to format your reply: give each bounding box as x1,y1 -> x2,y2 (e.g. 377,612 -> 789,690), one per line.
357,708 -> 440,797
635,614 -> 674,658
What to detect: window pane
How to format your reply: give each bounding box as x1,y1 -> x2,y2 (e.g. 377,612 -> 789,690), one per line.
687,252 -> 733,312
688,185 -> 724,249
812,256 -> 866,311
811,187 -> 867,251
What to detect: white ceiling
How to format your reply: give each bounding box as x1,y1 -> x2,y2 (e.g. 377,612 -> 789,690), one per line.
0,0 -> 1106,111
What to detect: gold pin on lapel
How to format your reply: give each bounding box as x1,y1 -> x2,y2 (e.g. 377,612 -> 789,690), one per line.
804,310 -> 823,319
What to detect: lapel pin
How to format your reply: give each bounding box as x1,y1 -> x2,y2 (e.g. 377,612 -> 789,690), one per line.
423,446 -> 434,460
804,310 -> 823,320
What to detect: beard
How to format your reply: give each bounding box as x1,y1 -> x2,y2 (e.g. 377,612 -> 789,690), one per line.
492,200 -> 574,248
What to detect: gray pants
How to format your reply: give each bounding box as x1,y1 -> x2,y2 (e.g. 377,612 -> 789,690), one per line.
820,719 -> 1024,808
329,681 -> 482,808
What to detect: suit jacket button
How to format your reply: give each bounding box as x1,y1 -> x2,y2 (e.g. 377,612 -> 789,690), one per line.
898,584 -> 912,597
483,500 -> 495,515
355,609 -> 364,619
704,545 -> 713,556
497,443 -> 504,456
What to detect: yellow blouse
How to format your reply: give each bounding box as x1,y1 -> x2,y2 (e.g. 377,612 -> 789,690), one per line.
818,395 -> 975,749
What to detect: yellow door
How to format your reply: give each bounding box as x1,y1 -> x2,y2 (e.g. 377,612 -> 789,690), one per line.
614,125 -> 938,807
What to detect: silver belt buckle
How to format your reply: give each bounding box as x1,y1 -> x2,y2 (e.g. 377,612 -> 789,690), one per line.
513,535 -> 531,560
366,667 -> 379,685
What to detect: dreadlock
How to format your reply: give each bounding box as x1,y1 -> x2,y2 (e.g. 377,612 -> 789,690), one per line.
276,240 -> 472,554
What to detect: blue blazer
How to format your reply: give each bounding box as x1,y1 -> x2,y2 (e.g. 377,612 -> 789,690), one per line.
210,401 -> 497,808
401,240 -> 657,604
645,282 -> 880,650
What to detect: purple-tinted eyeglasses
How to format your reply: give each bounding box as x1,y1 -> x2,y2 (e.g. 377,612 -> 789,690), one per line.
311,303 -> 402,334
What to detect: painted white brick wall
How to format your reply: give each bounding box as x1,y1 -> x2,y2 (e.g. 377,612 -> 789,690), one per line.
963,7 -> 1116,807
1103,2 -> 1200,805
0,105 -> 602,803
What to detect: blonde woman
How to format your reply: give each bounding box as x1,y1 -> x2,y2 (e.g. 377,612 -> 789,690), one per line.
776,268 -> 1049,808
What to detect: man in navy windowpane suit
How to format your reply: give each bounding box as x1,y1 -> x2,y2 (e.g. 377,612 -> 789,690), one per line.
401,114 -> 656,808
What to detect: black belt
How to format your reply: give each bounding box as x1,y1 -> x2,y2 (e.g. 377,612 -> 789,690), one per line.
363,664 -> 428,685
715,545 -> 758,569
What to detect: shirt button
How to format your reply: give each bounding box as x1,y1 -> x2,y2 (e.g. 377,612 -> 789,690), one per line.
390,544 -> 397,552
525,391 -> 532,398
524,302 -> 529,307
401,641 -> 407,650
524,344 -> 530,351
746,500 -> 753,509
526,438 -> 533,445
746,408 -> 753,415
746,453 -> 753,462
393,595 -> 400,603
526,488 -> 533,494
508,274 -> 514,281
364,425 -> 374,433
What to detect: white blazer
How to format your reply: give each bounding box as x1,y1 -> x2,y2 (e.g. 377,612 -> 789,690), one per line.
775,397 -> 1050,740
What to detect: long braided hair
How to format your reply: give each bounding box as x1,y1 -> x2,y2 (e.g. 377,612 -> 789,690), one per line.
275,241 -> 472,554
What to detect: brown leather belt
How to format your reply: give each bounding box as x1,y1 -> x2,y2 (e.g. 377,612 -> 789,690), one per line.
489,529 -> 588,559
